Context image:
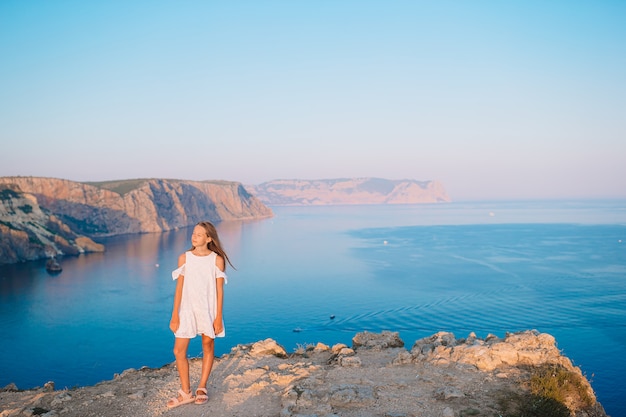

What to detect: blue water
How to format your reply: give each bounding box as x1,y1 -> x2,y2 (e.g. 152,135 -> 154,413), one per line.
0,200 -> 624,416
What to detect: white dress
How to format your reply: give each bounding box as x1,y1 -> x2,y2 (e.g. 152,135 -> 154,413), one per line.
172,251 -> 227,339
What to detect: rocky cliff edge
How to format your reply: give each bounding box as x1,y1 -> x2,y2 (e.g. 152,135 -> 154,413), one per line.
0,330 -> 607,417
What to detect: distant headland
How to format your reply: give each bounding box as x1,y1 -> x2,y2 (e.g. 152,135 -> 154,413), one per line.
246,178 -> 451,205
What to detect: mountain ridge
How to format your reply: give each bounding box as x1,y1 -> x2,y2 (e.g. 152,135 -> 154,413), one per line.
246,177 -> 450,206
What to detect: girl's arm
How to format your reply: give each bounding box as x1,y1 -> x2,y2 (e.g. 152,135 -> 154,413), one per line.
213,255 -> 226,334
169,253 -> 186,333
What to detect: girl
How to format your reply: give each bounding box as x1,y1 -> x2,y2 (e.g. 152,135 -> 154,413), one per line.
167,221 -> 233,408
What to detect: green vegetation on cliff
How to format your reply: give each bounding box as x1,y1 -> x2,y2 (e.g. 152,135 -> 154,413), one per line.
86,178 -> 241,196
86,179 -> 150,196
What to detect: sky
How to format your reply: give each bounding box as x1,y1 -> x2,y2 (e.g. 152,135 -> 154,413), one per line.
0,1 -> 625,201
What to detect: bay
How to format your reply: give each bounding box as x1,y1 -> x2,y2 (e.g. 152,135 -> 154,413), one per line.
0,199 -> 624,416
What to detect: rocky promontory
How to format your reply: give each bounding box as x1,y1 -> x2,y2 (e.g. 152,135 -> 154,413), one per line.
247,178 -> 451,206
0,184 -> 104,264
0,177 -> 273,264
0,330 -> 607,417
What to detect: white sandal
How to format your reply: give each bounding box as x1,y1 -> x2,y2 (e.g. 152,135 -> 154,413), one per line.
195,387 -> 208,404
167,389 -> 195,408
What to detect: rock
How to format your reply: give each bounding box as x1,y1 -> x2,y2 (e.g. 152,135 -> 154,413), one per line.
465,332 -> 477,345
434,386 -> 464,400
116,368 -> 137,379
392,350 -> 413,365
313,342 -> 330,352
45,258 -> 62,273
74,236 -> 105,253
338,356 -> 362,367
411,332 -> 457,357
331,343 -> 349,354
352,330 -> 404,350
1,383 -> 18,392
50,392 -> 71,406
127,391 -> 145,400
338,348 -> 355,356
440,330 -> 569,372
442,407 -> 455,417
250,338 -> 287,358
385,413 -> 408,417
485,333 -> 499,343
329,384 -> 374,407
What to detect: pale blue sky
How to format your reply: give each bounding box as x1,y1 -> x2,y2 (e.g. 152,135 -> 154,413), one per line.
1,1 -> 624,200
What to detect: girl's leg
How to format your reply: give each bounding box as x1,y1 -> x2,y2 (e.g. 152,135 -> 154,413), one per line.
173,337 -> 192,396
198,335 -> 215,389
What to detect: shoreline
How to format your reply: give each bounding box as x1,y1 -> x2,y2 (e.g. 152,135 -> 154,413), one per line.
0,330 -> 607,417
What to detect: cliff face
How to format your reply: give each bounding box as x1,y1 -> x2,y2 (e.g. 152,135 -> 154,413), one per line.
0,177 -> 273,264
0,184 -> 104,263
247,178 -> 451,205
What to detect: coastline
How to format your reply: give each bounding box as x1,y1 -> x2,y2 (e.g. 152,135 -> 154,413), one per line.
0,330 -> 607,417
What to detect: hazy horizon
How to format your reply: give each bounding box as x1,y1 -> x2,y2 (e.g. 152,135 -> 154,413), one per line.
1,1 -> 625,201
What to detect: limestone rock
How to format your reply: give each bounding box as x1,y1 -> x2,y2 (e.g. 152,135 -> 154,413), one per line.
352,330 -> 405,350
442,407 -> 455,417
250,339 -> 288,358
313,342 -> 330,352
329,384 -> 374,407
331,343 -> 349,354
434,386 -> 464,400
338,348 -> 355,356
50,392 -> 71,406
338,356 -> 362,367
1,383 -> 18,392
74,236 -> 105,252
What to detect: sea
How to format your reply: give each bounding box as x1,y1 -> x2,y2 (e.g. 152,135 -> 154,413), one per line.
0,200 -> 624,416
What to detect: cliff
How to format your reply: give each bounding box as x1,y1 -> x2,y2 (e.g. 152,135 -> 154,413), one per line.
0,330 -> 607,417
246,178 -> 451,206
0,177 -> 273,264
0,184 -> 104,263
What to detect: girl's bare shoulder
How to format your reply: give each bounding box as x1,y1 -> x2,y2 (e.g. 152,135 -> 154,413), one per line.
177,252 -> 187,266
215,254 -> 225,271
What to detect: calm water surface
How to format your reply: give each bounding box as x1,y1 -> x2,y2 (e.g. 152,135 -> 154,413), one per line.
0,200 -> 624,416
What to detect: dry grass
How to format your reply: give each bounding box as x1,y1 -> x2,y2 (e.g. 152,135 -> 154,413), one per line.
495,363 -> 594,417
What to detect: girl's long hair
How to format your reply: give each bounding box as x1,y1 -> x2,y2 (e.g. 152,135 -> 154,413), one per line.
190,221 -> 235,270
